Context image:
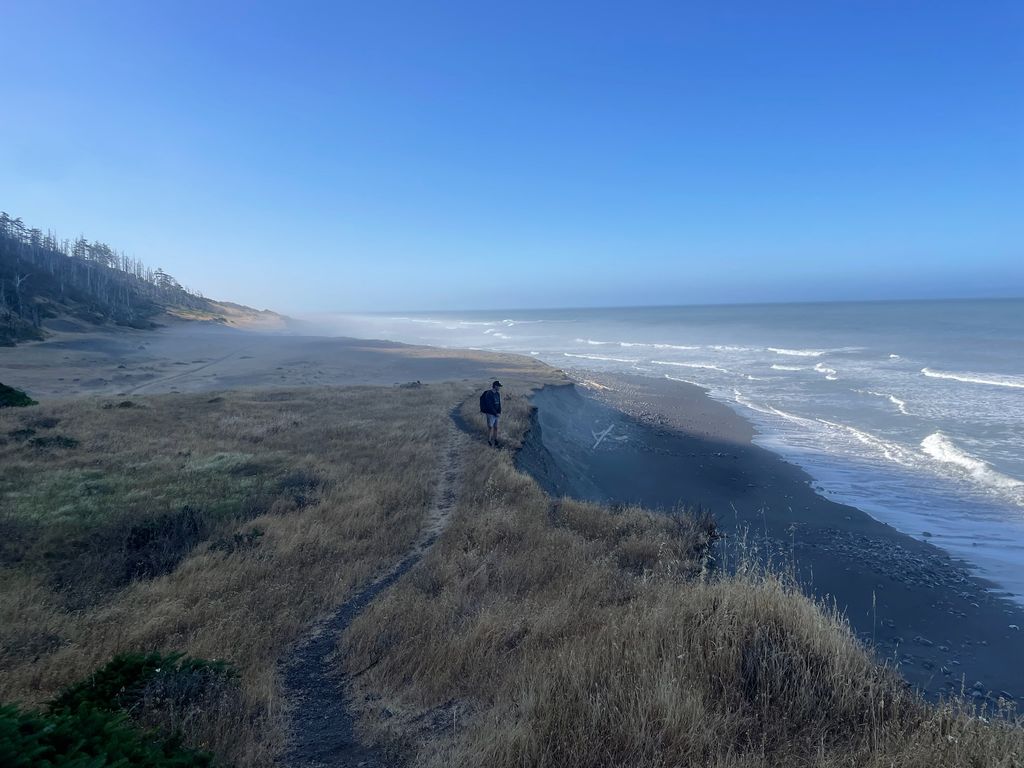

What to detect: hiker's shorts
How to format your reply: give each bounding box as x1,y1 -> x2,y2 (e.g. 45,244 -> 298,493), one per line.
486,413 -> 500,428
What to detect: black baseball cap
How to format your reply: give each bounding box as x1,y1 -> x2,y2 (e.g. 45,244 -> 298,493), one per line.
492,380 -> 503,388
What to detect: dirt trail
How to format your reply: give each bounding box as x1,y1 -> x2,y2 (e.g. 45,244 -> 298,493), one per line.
281,411 -> 469,768
125,347 -> 246,394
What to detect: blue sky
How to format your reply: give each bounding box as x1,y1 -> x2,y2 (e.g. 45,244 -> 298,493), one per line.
1,1 -> 1021,312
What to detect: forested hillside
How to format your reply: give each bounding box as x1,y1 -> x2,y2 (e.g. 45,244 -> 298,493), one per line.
0,212 -> 285,345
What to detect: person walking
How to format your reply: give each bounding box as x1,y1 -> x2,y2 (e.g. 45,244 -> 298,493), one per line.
479,380 -> 503,447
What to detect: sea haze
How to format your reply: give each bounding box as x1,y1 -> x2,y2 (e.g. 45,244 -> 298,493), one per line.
321,299 -> 1024,600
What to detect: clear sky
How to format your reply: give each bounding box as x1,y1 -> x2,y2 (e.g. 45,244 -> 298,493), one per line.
1,1 -> 1021,313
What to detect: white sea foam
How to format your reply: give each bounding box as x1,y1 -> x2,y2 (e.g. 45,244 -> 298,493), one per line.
575,338 -> 700,350
642,342 -> 701,350
813,363 -> 838,380
769,347 -> 826,357
731,390 -> 812,424
771,364 -> 805,371
922,433 -> 1024,504
889,354 -> 901,359
389,316 -> 444,325
858,389 -> 910,415
710,345 -> 756,352
651,360 -> 730,374
921,367 -> 1024,389
563,352 -> 636,363
664,373 -> 703,387
817,418 -> 913,466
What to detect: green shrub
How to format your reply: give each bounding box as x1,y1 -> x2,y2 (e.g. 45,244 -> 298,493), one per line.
0,703 -> 212,767
0,652 -> 235,766
0,383 -> 37,408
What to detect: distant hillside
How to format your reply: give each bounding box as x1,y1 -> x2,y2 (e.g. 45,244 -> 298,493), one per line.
0,212 -> 292,345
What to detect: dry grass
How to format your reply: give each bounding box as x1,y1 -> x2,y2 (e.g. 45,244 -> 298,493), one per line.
0,383 -> 474,764
340,392 -> 1024,767
3,378 -> 1021,767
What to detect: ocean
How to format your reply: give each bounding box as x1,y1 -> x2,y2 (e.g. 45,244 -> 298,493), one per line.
321,299 -> 1024,599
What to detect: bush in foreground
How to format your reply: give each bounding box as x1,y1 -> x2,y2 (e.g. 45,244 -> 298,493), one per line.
0,704 -> 209,767
0,383 -> 36,408
1,653 -> 235,767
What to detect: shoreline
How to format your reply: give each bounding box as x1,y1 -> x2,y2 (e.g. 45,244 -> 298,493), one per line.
518,370 -> 1024,703
7,323 -> 1023,702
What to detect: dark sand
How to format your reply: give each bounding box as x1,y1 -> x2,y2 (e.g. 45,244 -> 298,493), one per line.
519,372 -> 1024,703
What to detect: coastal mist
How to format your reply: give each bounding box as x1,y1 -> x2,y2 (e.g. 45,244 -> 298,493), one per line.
323,299 -> 1024,601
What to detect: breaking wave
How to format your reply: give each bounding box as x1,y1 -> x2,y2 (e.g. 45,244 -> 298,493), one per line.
664,373 -> 704,387
813,363 -> 838,380
768,347 -> 826,357
563,352 -> 636,363
857,389 -> 910,415
651,360 -> 731,374
575,338 -> 700,350
921,433 -> 1024,504
921,367 -> 1024,389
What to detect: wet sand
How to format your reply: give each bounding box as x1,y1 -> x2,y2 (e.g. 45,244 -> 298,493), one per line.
519,371 -> 1024,703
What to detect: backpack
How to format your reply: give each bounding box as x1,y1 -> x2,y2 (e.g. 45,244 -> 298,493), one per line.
479,391 -> 490,414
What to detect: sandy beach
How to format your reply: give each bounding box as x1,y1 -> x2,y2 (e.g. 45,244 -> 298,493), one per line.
0,322 -> 559,399
519,372 -> 1024,703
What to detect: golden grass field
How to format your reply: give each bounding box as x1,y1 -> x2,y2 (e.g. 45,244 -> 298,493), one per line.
2,379 -> 1022,766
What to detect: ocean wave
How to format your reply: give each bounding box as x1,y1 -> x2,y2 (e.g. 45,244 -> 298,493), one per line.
816,418 -> 913,466
389,316 -> 445,325
858,389 -> 910,415
664,373 -> 704,387
813,363 -> 838,380
575,338 -> 700,350
770,364 -> 805,371
710,345 -> 757,352
731,390 -> 818,426
651,360 -> 730,374
639,342 -> 701,350
563,352 -> 637,363
502,318 -> 543,326
768,347 -> 826,357
889,354 -> 901,359
921,433 -> 1024,503
921,367 -> 1024,389
732,391 -> 912,466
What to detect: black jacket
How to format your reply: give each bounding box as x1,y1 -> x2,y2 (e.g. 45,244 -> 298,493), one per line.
481,389 -> 502,415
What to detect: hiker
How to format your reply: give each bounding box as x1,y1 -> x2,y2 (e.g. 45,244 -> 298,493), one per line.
479,380 -> 503,447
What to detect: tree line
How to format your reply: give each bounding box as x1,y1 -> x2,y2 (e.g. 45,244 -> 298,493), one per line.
0,212 -> 207,342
